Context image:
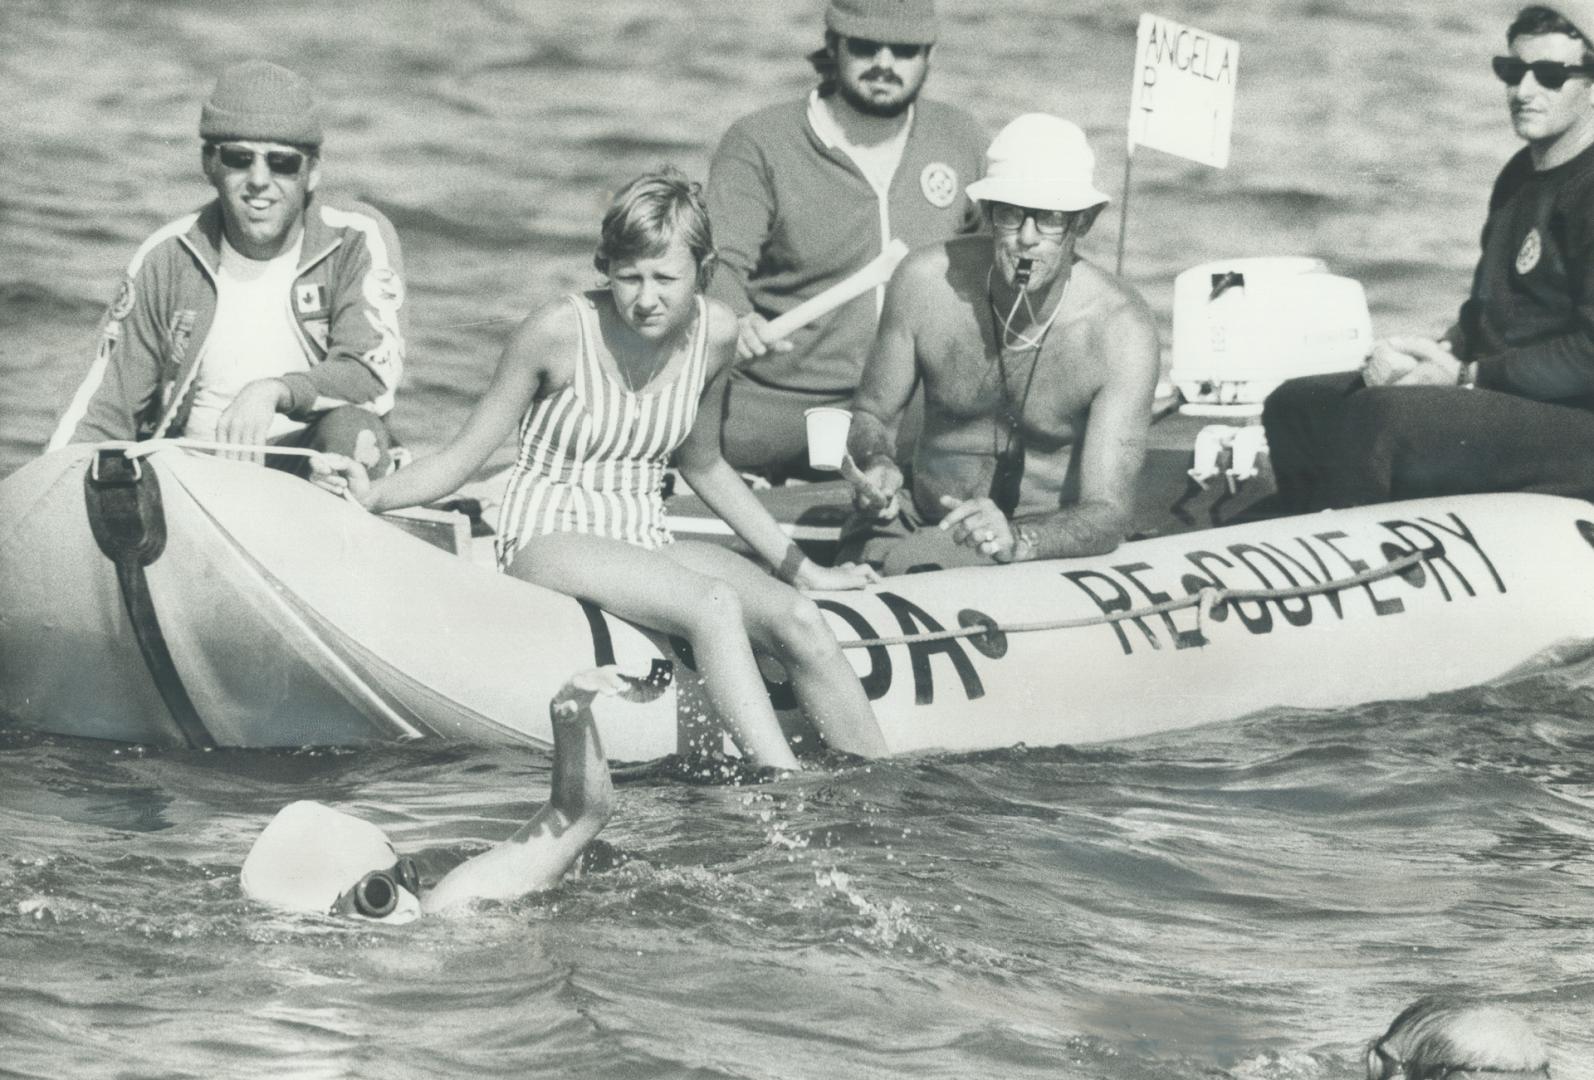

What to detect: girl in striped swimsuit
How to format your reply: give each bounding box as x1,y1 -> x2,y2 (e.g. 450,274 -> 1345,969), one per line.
311,171 -> 886,769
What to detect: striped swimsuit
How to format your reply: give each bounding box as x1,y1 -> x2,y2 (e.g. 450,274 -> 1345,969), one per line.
495,292 -> 712,570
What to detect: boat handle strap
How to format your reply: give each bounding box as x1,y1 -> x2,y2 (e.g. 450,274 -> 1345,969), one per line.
83,449 -> 216,749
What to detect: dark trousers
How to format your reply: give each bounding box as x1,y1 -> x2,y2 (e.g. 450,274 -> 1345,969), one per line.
1261,371 -> 1594,511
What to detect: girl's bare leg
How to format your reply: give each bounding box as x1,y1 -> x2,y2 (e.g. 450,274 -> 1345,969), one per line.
507,533 -> 800,770
661,541 -> 889,758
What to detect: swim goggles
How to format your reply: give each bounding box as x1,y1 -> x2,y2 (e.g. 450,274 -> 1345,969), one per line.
208,143 -> 310,177
1366,1040 -> 1551,1080
331,856 -> 420,918
1491,56 -> 1594,90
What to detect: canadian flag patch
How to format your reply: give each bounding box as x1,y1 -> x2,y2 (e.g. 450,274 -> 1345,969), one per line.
295,283 -> 327,313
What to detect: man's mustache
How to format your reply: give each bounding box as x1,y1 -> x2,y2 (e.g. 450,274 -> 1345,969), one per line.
861,69 -> 903,85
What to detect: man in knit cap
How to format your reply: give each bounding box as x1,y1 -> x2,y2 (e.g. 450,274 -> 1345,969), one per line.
838,114 -> 1160,573
1261,3 -> 1594,511
49,60 -> 406,475
705,0 -> 986,482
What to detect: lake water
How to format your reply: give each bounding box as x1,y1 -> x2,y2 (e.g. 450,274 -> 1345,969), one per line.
3,0 -> 1591,1076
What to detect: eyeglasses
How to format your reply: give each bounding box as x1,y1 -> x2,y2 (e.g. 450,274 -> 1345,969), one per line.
990,203 -> 1074,236
210,143 -> 310,177
331,856 -> 420,918
1491,55 -> 1594,89
842,37 -> 924,60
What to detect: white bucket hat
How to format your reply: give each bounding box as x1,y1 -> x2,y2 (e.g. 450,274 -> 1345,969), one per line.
241,800 -> 418,920
965,114 -> 1110,213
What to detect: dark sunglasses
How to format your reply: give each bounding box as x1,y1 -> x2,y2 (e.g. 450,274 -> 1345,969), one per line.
331,856 -> 420,918
210,142 -> 309,176
842,36 -> 925,60
990,203 -> 1073,235
1491,55 -> 1594,89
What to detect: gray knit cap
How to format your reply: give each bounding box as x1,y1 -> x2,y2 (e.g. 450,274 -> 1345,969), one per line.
199,60 -> 323,149
825,0 -> 938,45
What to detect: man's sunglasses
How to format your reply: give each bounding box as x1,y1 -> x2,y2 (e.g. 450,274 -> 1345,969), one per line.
990,203 -> 1074,236
209,143 -> 310,177
331,856 -> 420,918
842,37 -> 925,60
1491,56 -> 1594,89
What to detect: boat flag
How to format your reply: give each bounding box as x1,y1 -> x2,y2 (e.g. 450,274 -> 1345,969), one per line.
1117,13 -> 1240,273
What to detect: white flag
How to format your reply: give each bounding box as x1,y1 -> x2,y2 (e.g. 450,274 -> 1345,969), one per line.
1127,13 -> 1239,169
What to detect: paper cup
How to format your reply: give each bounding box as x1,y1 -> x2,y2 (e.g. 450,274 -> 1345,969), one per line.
803,406 -> 852,472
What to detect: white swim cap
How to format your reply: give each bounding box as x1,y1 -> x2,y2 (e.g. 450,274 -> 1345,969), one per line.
241,800 -> 418,920
965,114 -> 1110,213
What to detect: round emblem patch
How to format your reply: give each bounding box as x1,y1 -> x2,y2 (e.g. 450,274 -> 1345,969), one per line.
1516,227 -> 1542,275
108,277 -> 136,322
362,267 -> 405,309
920,162 -> 959,209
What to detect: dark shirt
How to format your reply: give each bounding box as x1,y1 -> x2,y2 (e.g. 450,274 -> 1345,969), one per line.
1463,139 -> 1594,403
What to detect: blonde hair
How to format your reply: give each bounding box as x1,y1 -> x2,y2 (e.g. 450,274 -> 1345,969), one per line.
1372,997 -> 1550,1079
593,167 -> 716,289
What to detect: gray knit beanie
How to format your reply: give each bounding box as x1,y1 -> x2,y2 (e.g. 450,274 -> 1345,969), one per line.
825,0 -> 938,45
199,60 -> 323,149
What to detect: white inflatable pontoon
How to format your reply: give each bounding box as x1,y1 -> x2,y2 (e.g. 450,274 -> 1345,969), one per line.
5,444 -> 1594,759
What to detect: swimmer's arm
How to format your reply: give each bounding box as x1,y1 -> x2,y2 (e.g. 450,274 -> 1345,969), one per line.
320,305 -> 563,513
1017,299 -> 1159,560
422,669 -> 619,914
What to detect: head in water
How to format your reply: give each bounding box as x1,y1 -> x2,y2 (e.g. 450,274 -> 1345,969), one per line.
241,800 -> 423,923
1366,996 -> 1550,1080
965,114 -> 1110,291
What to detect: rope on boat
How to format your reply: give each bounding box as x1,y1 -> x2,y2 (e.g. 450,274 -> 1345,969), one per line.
838,546 -> 1432,650
123,438 -> 321,460
100,439 -> 1433,648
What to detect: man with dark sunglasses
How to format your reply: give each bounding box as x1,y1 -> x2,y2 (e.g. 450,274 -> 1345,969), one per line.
1261,3 -> 1594,511
838,115 -> 1160,573
241,667 -> 628,921
47,60 -> 406,478
705,0 -> 986,482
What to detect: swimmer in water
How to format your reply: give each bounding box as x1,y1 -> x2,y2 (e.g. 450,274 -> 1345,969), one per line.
240,667 -> 632,920
1366,996 -> 1551,1079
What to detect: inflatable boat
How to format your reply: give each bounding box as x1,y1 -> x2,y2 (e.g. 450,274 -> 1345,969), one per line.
6,442 -> 1594,760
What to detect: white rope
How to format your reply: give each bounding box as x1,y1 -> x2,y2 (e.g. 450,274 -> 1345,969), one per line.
121,437 -> 322,460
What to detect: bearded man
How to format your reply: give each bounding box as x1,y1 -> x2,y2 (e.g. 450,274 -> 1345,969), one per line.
705,0 -> 986,481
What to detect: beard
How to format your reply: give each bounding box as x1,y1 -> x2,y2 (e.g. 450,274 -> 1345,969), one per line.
835,69 -> 924,119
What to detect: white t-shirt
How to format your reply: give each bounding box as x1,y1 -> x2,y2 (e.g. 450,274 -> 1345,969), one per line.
807,90 -> 914,198
186,235 -> 312,441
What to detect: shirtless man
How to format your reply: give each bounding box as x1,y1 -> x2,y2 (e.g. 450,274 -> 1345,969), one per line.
839,114 -> 1160,573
